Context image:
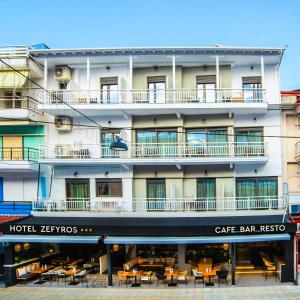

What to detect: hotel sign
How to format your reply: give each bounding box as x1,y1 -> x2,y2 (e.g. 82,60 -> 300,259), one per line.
7,224 -> 94,235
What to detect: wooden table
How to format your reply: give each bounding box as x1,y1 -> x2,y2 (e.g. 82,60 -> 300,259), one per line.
164,269 -> 178,287
203,269 -> 216,286
65,268 -> 81,285
126,270 -> 143,287
139,262 -> 165,268
31,265 -> 54,284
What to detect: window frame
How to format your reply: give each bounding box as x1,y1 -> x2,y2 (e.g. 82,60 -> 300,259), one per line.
95,178 -> 123,197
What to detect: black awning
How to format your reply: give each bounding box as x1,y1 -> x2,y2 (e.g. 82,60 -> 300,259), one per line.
1,214 -> 296,237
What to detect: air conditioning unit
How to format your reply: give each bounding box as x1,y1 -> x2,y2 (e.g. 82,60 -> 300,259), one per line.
55,144 -> 72,158
54,66 -> 72,82
55,116 -> 73,132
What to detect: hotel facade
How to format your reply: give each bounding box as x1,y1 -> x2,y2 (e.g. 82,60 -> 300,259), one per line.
0,45 -> 297,287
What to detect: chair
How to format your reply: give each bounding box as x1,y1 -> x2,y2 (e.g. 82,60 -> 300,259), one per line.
117,271 -> 129,287
216,270 -> 228,286
74,270 -> 87,285
56,269 -> 70,285
41,270 -> 56,284
155,270 -> 166,287
192,269 -> 204,286
177,270 -> 188,287
141,271 -> 152,287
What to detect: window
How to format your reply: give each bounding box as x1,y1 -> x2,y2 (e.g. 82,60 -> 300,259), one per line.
96,179 -> 122,197
236,177 -> 277,209
136,130 -> 177,157
101,130 -> 121,158
196,75 -> 216,102
242,77 -> 262,102
235,128 -> 263,156
100,77 -> 118,103
147,76 -> 166,103
4,91 -> 22,108
197,178 -> 216,210
186,128 -> 227,156
59,82 -> 68,90
66,179 -> 90,210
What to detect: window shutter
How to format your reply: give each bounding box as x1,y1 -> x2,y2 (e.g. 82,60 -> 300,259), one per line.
242,76 -> 261,84
196,75 -> 216,84
147,76 -> 166,83
100,77 -> 118,85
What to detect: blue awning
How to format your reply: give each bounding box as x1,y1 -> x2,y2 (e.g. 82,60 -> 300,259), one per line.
104,234 -> 291,245
0,235 -> 100,244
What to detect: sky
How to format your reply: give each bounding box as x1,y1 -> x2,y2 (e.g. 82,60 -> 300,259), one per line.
0,0 -> 299,90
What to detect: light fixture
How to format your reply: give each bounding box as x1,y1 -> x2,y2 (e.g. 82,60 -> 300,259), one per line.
105,66 -> 110,71
110,136 -> 128,151
223,243 -> 229,251
113,244 -> 120,251
105,171 -> 109,177
15,244 -> 21,252
23,243 -> 30,251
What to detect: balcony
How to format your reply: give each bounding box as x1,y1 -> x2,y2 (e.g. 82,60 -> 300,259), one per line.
32,196 -> 285,216
39,142 -> 268,166
0,147 -> 39,171
37,88 -> 267,117
0,96 -> 43,120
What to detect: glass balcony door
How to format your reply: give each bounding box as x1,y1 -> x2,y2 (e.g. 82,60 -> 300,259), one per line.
197,83 -> 216,102
66,179 -> 90,210
236,178 -> 277,209
148,81 -> 166,103
101,131 -> 121,158
197,178 -> 216,210
235,129 -> 263,156
147,179 -> 166,210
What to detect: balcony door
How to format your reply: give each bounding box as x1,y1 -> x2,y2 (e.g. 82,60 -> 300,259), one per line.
196,75 -> 216,102
100,77 -> 118,104
236,178 -> 277,209
148,76 -> 166,103
147,179 -> 166,210
186,129 -> 227,156
66,179 -> 90,210
197,178 -> 216,210
136,130 -> 177,157
101,130 -> 121,158
235,129 -> 263,156
242,77 -> 262,102
4,91 -> 22,108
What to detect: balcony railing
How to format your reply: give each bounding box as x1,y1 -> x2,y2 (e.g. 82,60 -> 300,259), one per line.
0,147 -> 39,161
0,46 -> 29,58
0,96 -> 40,112
32,196 -> 285,213
39,142 -> 268,160
38,88 -> 266,105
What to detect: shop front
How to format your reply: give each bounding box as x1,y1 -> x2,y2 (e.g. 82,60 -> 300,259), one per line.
0,215 -> 297,287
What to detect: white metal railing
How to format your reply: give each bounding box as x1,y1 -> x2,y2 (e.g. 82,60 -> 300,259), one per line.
0,46 -> 29,58
0,96 -> 40,112
39,142 -> 268,160
37,88 -> 266,105
32,196 -> 285,213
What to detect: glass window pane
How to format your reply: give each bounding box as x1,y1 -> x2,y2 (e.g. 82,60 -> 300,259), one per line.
96,179 -> 122,197
205,83 -> 216,102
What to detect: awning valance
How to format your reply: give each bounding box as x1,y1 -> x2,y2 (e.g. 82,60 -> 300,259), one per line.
0,235 -> 100,244
0,70 -> 28,88
104,234 -> 291,245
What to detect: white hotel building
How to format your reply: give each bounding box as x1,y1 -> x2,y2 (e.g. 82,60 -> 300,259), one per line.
0,46 -> 296,286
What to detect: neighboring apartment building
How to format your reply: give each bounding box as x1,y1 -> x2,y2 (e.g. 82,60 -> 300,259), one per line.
0,46 -> 296,286
281,90 -> 300,214
0,46 -> 48,214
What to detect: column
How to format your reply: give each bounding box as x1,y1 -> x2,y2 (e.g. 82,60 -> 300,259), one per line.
86,56 -> 90,101
177,244 -> 186,270
283,236 -> 294,282
231,243 -> 236,285
128,56 -> 133,102
215,56 -> 220,89
3,244 -> 15,286
172,56 -> 176,103
260,56 -> 265,102
106,244 -> 113,286
43,58 -> 48,103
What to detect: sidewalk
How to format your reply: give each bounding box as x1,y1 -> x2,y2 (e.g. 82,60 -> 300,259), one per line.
1,285 -> 300,300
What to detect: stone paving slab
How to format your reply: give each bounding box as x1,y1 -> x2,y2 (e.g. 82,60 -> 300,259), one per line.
1,285 -> 300,300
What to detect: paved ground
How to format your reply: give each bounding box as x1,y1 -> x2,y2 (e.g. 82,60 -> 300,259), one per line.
1,285 -> 300,300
